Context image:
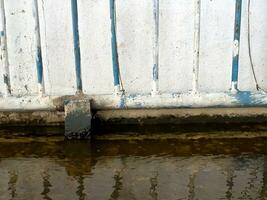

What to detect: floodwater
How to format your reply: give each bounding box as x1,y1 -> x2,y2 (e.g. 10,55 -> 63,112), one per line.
0,136 -> 267,199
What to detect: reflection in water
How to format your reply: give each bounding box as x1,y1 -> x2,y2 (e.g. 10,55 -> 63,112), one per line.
149,172 -> 158,200
240,165 -> 259,200
41,171 -> 52,200
76,176 -> 86,200
8,170 -> 17,200
110,172 -> 123,200
187,172 -> 196,200
260,158 -> 267,199
225,167 -> 235,200
0,139 -> 266,199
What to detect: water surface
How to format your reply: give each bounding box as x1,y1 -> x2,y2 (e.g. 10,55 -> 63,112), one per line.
0,137 -> 267,199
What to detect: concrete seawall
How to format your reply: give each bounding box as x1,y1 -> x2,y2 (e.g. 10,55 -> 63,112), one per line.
1,1 -> 267,138
1,107 -> 267,139
2,108 -> 267,127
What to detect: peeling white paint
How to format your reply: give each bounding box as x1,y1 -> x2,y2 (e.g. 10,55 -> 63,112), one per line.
231,81 -> 238,93
0,91 -> 266,111
233,40 -> 239,57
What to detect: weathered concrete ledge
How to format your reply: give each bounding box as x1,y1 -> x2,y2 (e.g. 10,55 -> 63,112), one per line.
94,108 -> 267,125
1,108 -> 267,139
1,91 -> 267,111
0,108 -> 267,127
0,111 -> 64,126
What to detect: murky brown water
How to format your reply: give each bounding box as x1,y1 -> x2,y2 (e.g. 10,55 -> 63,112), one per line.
0,136 -> 267,199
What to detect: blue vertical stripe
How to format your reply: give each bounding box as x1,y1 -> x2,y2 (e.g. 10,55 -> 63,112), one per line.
231,0 -> 242,83
33,0 -> 44,90
36,46 -> 43,84
109,0 -> 120,87
153,64 -> 158,81
71,0 -> 82,92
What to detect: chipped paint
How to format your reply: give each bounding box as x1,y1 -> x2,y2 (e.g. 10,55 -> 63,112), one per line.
0,91 -> 267,111
231,0 -> 242,92
233,39 -> 239,57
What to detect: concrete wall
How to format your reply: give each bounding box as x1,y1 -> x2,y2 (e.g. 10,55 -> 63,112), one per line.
0,0 -> 267,102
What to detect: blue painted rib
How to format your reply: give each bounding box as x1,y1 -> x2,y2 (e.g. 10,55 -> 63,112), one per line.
71,0 -> 82,92
109,0 -> 120,87
33,0 -> 44,91
36,46 -> 43,85
153,64 -> 158,81
231,0 -> 242,83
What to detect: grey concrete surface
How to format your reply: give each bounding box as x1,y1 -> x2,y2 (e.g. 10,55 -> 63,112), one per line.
1,108 -> 267,127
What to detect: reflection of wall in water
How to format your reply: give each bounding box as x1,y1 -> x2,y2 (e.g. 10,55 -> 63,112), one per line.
0,155 -> 266,199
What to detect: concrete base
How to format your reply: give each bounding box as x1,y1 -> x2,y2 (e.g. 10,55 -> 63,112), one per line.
64,99 -> 91,140
1,108 -> 267,127
0,107 -> 267,139
92,108 -> 267,135
94,108 -> 267,125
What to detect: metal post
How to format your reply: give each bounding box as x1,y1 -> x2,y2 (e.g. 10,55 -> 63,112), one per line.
152,0 -> 159,96
0,0 -> 11,96
71,0 -> 83,94
231,0 -> 242,93
192,0 -> 201,93
109,0 -> 121,95
32,0 -> 44,95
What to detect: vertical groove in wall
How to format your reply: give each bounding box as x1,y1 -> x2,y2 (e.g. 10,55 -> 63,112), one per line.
192,0 -> 201,93
152,0 -> 159,96
32,0 -> 44,95
0,0 -> 11,96
109,0 -> 121,94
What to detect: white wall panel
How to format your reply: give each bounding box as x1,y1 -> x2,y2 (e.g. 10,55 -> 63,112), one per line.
198,0 -> 234,92
159,0 -> 194,93
5,0 -> 38,95
39,0 -> 76,95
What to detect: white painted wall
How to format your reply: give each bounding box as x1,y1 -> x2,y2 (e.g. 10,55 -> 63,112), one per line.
239,0 -> 267,91
39,0 -> 76,95
1,0 -> 267,96
5,0 -> 38,96
199,0 -> 234,92
159,0 -> 194,93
